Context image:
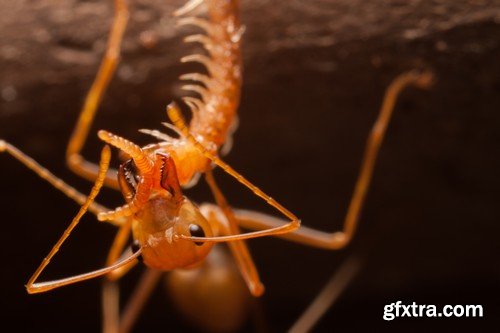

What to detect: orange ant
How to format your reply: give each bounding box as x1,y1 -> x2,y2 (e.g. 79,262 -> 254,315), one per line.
0,0 -> 433,331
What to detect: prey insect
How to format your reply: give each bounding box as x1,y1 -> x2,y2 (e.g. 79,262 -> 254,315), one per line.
0,0 -> 433,331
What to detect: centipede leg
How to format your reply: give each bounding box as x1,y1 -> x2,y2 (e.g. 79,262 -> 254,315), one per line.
66,0 -> 130,190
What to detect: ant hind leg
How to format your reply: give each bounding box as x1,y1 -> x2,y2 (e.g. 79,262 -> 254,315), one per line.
203,70 -> 434,250
118,269 -> 163,333
289,256 -> 362,333
204,170 -> 265,296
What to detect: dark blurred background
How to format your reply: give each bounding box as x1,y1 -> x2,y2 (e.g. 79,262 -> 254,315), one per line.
1,0 -> 499,332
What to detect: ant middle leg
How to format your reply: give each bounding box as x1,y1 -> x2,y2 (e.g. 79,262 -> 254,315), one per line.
66,0 -> 129,190
112,269 -> 162,333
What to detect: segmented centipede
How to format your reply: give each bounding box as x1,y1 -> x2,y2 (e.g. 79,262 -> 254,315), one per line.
137,0 -> 244,188
177,0 -> 244,149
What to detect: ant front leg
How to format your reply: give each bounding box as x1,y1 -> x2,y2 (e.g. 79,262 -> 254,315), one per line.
66,0 -> 129,190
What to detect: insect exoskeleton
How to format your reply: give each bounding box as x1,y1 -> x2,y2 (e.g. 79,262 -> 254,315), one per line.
166,245 -> 251,332
98,128 -> 216,271
132,195 -> 215,270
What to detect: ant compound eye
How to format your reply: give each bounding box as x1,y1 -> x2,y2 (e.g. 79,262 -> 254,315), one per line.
131,239 -> 143,262
189,224 -> 205,246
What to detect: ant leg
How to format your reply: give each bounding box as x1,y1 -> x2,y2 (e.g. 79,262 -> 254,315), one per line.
0,140 -> 125,226
204,70 -> 433,249
167,104 -> 300,242
102,220 -> 138,333
289,257 -> 361,333
25,146 -> 142,294
105,218 -> 137,281
200,203 -> 332,247
204,170 -> 264,296
232,208 -> 344,249
103,280 -> 120,333
66,0 -> 129,190
118,269 -> 163,333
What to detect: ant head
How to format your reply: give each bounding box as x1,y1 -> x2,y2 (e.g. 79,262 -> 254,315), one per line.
117,151 -> 214,270
129,186 -> 214,270
100,130 -> 214,269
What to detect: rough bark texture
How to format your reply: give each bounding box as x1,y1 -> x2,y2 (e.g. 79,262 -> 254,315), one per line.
1,1 -> 499,332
